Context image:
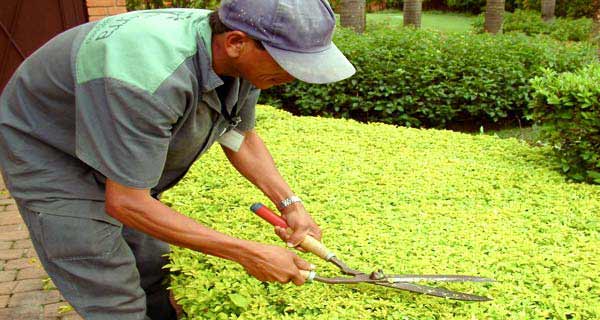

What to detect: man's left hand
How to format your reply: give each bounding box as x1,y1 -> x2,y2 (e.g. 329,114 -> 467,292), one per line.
274,203 -> 322,250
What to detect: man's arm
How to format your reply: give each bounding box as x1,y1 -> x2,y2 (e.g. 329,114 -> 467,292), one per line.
221,129 -> 322,246
105,179 -> 312,285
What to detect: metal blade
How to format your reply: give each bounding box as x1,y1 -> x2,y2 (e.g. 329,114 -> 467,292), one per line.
313,275 -> 492,301
312,274 -> 494,284
373,281 -> 492,302
382,274 -> 495,283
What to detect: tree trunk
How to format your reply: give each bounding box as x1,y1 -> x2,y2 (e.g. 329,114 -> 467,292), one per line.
340,0 -> 366,33
484,0 -> 505,34
403,0 -> 422,28
593,0 -> 600,59
541,0 -> 556,22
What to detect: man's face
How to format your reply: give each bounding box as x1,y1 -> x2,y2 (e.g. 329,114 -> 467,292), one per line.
235,40 -> 295,90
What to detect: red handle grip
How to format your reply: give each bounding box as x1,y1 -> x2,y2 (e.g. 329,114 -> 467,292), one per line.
250,203 -> 335,261
250,203 -> 288,229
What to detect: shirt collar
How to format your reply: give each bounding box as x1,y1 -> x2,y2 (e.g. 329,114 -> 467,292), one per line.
195,28 -> 223,93
195,15 -> 244,117
194,16 -> 226,115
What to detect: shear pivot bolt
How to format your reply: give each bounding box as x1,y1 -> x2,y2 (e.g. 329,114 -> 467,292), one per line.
369,270 -> 385,280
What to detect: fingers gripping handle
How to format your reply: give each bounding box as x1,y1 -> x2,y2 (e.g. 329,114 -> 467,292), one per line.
250,203 -> 335,261
300,270 -> 316,282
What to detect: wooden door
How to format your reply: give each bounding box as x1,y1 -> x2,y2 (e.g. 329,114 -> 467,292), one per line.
1,0 -> 87,92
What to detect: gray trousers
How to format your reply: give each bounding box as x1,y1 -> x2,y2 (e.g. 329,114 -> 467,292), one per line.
18,205 -> 177,320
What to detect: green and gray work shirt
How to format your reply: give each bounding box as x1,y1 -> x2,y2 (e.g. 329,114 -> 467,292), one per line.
0,9 -> 259,225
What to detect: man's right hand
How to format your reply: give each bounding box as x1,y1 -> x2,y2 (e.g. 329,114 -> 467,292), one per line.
237,243 -> 314,286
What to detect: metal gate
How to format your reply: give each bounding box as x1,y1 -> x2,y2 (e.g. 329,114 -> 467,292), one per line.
0,0 -> 87,92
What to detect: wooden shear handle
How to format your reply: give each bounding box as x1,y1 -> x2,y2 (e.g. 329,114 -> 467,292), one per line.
250,203 -> 335,262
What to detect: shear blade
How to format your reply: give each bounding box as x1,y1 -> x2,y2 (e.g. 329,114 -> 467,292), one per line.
375,281 -> 492,301
383,274 -> 494,283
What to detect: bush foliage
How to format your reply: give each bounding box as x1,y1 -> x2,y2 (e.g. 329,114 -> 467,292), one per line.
512,0 -> 594,18
126,0 -> 219,11
530,64 -> 600,184
261,26 -> 596,128
165,105 -> 600,319
125,0 -> 594,18
445,0 -> 593,17
472,10 -> 594,42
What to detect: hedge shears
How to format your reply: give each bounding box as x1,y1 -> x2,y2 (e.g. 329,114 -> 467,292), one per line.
250,203 -> 494,302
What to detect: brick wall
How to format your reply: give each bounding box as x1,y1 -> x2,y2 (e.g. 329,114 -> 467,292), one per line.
86,0 -> 128,22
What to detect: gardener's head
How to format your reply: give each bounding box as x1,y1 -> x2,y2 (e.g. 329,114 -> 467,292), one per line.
211,0 -> 355,89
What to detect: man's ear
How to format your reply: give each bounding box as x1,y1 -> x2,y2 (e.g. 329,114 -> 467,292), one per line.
224,31 -> 250,59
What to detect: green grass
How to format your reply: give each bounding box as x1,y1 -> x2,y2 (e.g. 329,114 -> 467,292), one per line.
366,11 -> 477,34
165,105 -> 600,319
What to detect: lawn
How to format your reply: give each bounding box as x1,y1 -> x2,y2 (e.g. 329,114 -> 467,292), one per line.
366,10 -> 477,33
165,105 -> 600,319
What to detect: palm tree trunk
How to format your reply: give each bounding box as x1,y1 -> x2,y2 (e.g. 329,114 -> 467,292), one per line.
403,0 -> 422,28
340,0 -> 366,33
484,0 -> 505,34
593,0 -> 600,59
541,0 -> 556,22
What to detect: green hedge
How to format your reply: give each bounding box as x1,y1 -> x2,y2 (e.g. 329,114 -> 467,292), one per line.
471,10 -> 594,42
530,64 -> 600,184
513,0 -> 594,18
125,0 -> 594,18
165,105 -> 600,319
126,0 -> 219,11
445,0 -> 487,13
261,26 -> 596,128
445,0 -> 594,17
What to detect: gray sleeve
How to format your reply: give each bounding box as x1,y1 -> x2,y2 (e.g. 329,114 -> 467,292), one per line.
75,78 -> 182,189
236,87 -> 260,132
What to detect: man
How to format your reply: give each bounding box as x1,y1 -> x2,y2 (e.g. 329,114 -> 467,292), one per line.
0,0 -> 355,318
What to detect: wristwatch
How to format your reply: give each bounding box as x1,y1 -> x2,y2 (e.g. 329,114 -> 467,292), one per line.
278,195 -> 302,211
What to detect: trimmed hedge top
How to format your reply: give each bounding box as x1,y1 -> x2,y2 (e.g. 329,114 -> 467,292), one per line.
472,10 -> 594,42
262,26 -> 597,128
165,105 -> 600,319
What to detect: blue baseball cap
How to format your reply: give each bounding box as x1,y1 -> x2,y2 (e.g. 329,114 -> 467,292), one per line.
218,0 -> 356,84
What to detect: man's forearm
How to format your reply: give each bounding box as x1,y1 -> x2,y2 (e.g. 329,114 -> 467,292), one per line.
222,130 -> 295,206
105,181 -> 258,263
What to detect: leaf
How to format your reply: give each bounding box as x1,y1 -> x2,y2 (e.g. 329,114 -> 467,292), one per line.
587,170 -> 600,181
228,293 -> 249,309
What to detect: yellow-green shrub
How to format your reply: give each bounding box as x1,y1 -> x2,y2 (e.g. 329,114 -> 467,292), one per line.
165,105 -> 600,319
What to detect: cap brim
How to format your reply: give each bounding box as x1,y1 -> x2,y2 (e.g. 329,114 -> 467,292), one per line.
263,43 -> 356,84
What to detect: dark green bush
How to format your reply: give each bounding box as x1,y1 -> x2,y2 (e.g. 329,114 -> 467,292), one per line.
471,10 -> 594,42
530,64 -> 600,184
126,0 -> 593,18
446,0 -> 486,13
262,26 -> 597,128
503,9 -> 552,34
449,0 -> 594,17
549,18 -> 595,42
513,0 -> 594,18
444,0 -> 521,13
126,0 -> 219,11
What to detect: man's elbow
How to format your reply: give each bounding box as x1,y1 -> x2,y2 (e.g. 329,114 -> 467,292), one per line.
105,192 -> 129,220
104,179 -> 150,220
